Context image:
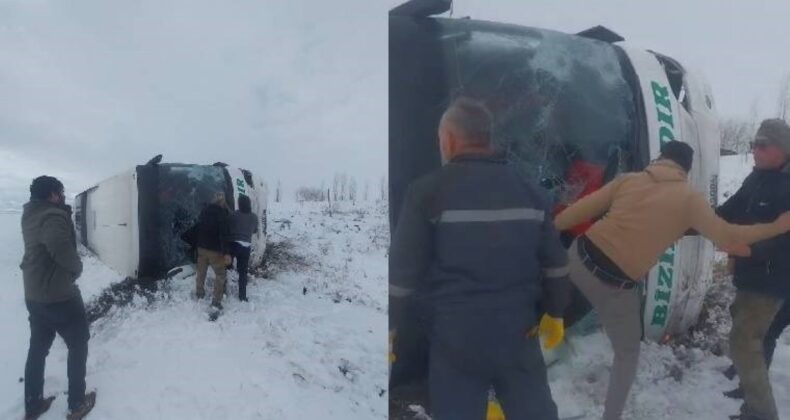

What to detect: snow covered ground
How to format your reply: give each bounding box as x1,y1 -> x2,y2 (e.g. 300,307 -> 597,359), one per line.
0,200 -> 388,419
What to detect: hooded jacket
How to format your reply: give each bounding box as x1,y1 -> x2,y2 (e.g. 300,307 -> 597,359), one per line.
20,199 -> 83,303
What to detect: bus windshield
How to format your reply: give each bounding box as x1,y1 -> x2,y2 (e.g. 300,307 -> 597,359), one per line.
438,20 -> 638,202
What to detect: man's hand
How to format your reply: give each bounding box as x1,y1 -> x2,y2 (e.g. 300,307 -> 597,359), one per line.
776,211 -> 790,231
537,314 -> 565,350
527,325 -> 539,338
719,243 -> 752,258
224,254 -> 232,266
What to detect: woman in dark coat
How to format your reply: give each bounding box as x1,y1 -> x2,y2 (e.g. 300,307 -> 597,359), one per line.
229,195 -> 259,301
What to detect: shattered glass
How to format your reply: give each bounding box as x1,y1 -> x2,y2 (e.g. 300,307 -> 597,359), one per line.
440,23 -> 637,202
157,164 -> 227,270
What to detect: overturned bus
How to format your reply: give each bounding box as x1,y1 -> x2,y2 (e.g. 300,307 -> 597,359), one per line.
389,0 -> 720,386
74,157 -> 268,281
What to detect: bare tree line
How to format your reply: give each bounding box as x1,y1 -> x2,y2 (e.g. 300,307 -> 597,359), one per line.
720,73 -> 790,155
720,117 -> 757,155
290,174 -> 387,203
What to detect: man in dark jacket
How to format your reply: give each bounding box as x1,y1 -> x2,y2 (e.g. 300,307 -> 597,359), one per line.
717,119 -> 790,420
20,176 -> 95,419
195,192 -> 232,309
389,98 -> 571,420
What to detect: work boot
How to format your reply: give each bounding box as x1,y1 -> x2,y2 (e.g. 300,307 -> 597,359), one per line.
724,387 -> 745,400
208,302 -> 223,322
729,403 -> 771,420
195,289 -> 205,300
67,391 -> 96,420
24,396 -> 55,420
729,415 -> 768,420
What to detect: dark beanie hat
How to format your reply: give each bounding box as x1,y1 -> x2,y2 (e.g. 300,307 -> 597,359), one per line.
30,176 -> 64,201
660,141 -> 694,172
755,118 -> 790,156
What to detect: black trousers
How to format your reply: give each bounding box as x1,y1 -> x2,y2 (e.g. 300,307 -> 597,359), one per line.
230,242 -> 252,300
428,307 -> 558,420
25,295 -> 89,412
429,335 -> 558,420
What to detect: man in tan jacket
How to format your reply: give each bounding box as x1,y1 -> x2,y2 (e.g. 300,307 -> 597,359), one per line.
554,141 -> 790,420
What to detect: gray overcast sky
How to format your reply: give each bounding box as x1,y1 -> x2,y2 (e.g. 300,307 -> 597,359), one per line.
0,0 -> 388,205
3,0 -> 790,205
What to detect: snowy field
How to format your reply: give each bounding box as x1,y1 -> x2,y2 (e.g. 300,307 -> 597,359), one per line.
0,201 -> 388,419
394,155 -> 790,420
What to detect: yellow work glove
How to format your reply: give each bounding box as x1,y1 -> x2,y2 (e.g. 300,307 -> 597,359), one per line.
389,330 -> 396,364
486,399 -> 505,420
538,314 -> 565,350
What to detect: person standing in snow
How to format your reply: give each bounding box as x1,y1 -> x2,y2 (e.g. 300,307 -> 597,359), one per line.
229,194 -> 258,302
554,140 -> 790,420
195,192 -> 232,310
722,302 -> 790,401
389,97 -> 571,420
716,119 -> 790,420
20,176 -> 96,420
